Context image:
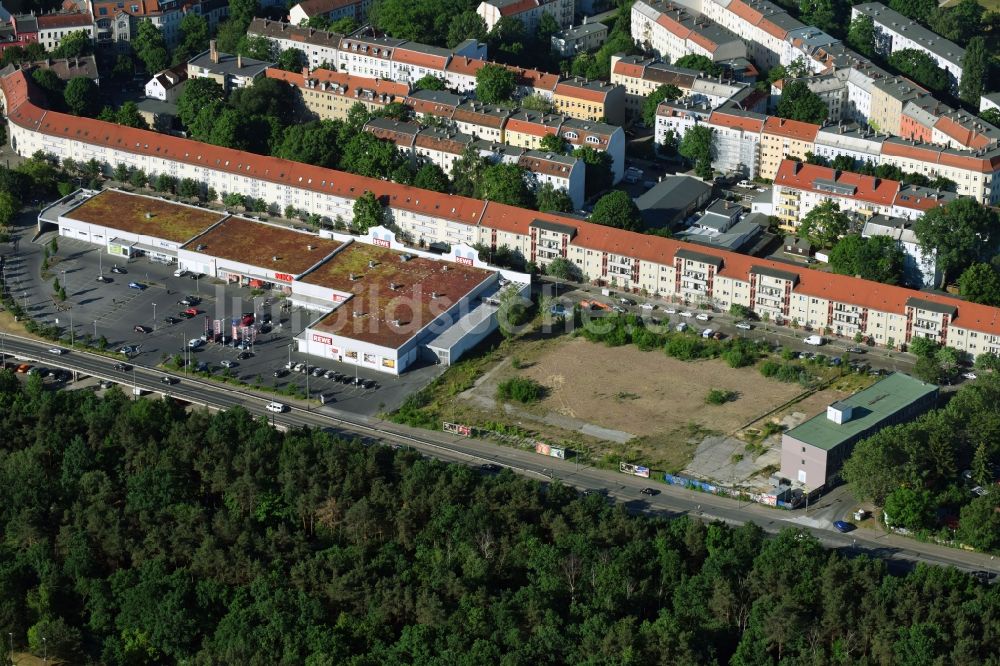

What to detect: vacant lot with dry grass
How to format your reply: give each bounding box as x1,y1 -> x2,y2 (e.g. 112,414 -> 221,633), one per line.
510,337 -> 807,437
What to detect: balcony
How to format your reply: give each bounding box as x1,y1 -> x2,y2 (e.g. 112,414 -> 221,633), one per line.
913,319 -> 940,332
758,286 -> 782,298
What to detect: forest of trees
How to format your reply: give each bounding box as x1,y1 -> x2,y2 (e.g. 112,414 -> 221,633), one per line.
1,374 -> 999,664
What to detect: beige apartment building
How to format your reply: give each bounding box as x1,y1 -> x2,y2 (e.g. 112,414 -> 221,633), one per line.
267,68 -> 410,122
758,117 -> 820,180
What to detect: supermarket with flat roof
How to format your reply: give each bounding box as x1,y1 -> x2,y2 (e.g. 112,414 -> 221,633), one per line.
38,189 -> 527,375
178,216 -> 345,293
43,189 -> 228,262
295,227 -> 510,374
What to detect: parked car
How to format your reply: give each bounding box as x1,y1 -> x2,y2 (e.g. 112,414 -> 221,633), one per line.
188,338 -> 204,349
549,304 -> 567,317
833,520 -> 854,533
712,331 -> 724,340
640,487 -> 659,496
15,363 -> 31,373
639,302 -> 655,310
619,297 -> 635,306
679,311 -> 693,318
237,350 -> 253,360
111,265 -> 126,274
133,325 -> 151,334
695,313 -> 711,321
675,322 -> 688,332
183,307 -> 199,316
735,321 -> 753,330
803,335 -> 825,346
128,281 -> 145,290
220,359 -> 236,368
324,370 -> 338,379
664,307 -> 677,314
95,275 -> 111,283
173,268 -> 187,278
196,361 -> 209,372
311,366 -> 325,377
240,314 -> 254,326
163,316 -> 180,325
273,368 -> 288,378
702,328 -> 714,339
846,346 -> 866,353
963,372 -> 978,380
293,363 -> 305,373
737,179 -> 753,188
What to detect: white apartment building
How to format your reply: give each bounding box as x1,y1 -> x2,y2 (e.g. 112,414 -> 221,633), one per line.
631,0 -> 746,64
477,0 -> 573,33
9,65 -> 1000,360
852,3 -> 964,92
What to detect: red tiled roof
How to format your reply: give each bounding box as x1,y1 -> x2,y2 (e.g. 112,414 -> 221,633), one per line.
687,31 -> 718,52
774,160 -> 899,206
36,12 -> 92,29
294,0 -> 360,17
391,46 -> 449,70
612,60 -> 646,79
445,56 -> 485,78
554,79 -> 612,103
708,110 -> 764,133
269,67 -> 409,98
933,115 -> 994,151
762,116 -> 820,142
655,12 -> 691,38
505,113 -> 561,137
517,154 -> 574,178
498,0 -> 540,17
881,140 -> 1000,173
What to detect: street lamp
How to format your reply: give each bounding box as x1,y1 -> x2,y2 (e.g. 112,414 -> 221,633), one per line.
69,305 -> 74,345
42,636 -> 47,663
305,359 -> 310,410
152,302 -> 157,331
93,320 -> 97,339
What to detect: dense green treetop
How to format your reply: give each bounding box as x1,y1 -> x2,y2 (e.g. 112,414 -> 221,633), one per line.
0,377 -> 997,663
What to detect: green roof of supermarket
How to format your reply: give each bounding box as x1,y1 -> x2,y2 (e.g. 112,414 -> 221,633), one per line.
785,373 -> 938,451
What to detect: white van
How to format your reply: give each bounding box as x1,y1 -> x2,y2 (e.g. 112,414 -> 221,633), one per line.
173,268 -> 187,278
803,335 -> 825,346
265,401 -> 287,413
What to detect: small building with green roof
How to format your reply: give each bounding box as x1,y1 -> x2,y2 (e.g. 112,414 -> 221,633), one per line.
779,372 -> 938,490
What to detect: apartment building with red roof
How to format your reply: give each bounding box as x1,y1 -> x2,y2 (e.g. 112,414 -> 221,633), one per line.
552,77 -> 626,124
269,67 -> 408,122
631,0 -> 746,65
7,65 -> 1000,358
758,116 -> 821,179
772,159 -> 954,231
476,0 -> 572,33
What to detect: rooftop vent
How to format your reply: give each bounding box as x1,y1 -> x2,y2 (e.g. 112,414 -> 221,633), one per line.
431,291 -> 439,299
349,272 -> 357,281
307,244 -> 314,250
145,212 -> 153,219
368,259 -> 377,268
272,255 -> 280,262
827,401 -> 853,424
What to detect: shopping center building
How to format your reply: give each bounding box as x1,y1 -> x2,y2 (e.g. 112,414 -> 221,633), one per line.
39,189 -> 525,375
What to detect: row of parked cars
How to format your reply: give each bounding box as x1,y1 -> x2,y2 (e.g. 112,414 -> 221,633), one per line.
275,361 -> 377,389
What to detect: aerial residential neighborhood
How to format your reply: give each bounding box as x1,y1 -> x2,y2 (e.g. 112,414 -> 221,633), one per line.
0,0 -> 999,661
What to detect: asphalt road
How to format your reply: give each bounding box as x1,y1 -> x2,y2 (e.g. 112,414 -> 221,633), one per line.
3,332 -> 998,580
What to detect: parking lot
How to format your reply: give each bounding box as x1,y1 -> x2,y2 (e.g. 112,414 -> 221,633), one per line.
7,232 -> 441,415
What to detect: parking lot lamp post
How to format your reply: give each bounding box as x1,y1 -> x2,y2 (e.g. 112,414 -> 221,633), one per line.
152,303 -> 157,331
287,343 -> 292,369
132,367 -> 137,399
69,306 -> 74,345
93,320 -> 97,339
305,360 -> 310,410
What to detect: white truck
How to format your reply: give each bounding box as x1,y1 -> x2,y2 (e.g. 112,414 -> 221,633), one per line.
803,335 -> 825,346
